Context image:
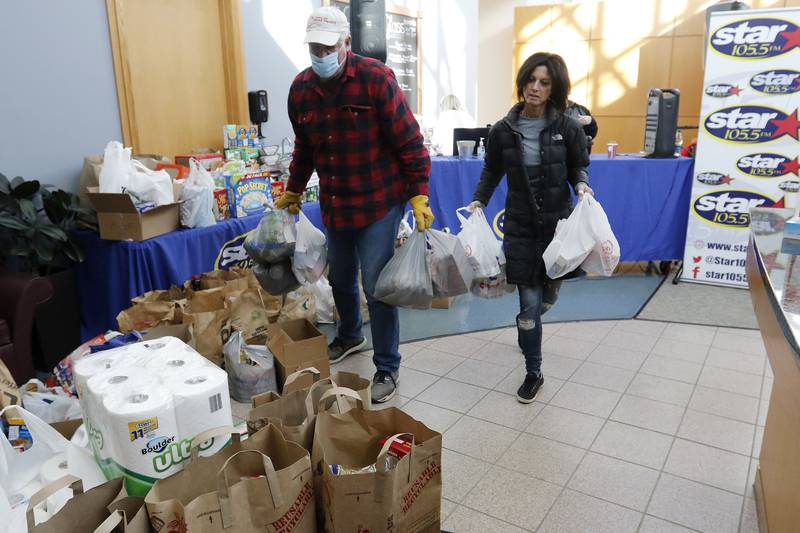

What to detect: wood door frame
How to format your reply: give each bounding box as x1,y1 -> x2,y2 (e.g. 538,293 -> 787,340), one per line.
105,0 -> 248,152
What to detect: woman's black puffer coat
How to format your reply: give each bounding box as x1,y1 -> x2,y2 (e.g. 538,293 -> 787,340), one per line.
473,102 -> 590,287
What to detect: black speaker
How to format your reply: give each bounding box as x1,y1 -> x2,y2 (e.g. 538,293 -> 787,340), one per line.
643,88 -> 680,159
351,0 -> 387,63
248,90 -> 269,125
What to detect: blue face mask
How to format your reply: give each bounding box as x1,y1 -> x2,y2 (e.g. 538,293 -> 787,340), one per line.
310,50 -> 341,79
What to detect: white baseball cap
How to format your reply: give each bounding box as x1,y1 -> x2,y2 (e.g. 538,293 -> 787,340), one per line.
304,7 -> 350,46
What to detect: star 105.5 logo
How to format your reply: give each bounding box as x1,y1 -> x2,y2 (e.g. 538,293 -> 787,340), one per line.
710,18 -> 800,59
704,106 -> 800,144
750,70 -> 800,95
736,153 -> 799,178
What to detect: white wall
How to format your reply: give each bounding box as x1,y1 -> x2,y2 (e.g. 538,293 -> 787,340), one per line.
241,0 -> 479,140
0,1 -> 123,193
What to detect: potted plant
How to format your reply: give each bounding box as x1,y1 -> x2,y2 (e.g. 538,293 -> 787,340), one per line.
0,173 -> 97,371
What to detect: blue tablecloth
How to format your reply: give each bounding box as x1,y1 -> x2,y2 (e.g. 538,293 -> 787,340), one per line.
76,155 -> 693,340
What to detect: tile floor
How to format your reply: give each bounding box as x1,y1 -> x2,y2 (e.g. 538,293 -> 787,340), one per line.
231,318 -> 769,533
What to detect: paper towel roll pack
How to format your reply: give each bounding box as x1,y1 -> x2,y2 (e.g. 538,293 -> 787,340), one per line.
74,336 -> 233,496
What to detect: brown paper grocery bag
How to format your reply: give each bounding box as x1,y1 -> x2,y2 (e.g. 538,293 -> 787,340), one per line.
282,367 -> 372,406
278,288 -> 316,323
247,369 -> 364,451
312,407 -> 442,533
116,301 -> 175,332
145,425 -> 315,533
227,288 -> 273,340
0,358 -> 20,409
27,476 -> 151,533
184,308 -> 231,366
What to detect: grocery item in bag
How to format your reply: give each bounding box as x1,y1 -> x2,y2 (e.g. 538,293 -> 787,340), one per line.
543,197 -> 597,279
223,332 -> 278,402
292,212 -> 327,285
471,263 -> 516,299
278,287 -> 316,323
253,259 -> 300,296
374,231 -> 433,309
456,207 -> 503,278
244,208 -> 296,264
427,229 -> 475,297
180,158 -> 216,228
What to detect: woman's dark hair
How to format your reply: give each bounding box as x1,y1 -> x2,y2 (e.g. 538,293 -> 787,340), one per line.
516,52 -> 571,112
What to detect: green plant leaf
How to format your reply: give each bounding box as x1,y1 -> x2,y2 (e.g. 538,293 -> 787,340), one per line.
11,179 -> 40,199
32,242 -> 54,263
10,176 -> 23,189
38,225 -> 68,241
19,199 -> 37,222
0,173 -> 10,194
0,215 -> 27,230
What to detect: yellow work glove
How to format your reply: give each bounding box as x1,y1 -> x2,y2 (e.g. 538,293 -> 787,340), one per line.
410,195 -> 434,231
275,190 -> 302,214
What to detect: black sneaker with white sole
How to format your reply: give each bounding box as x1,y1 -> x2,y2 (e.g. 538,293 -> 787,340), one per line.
371,370 -> 399,403
328,336 -> 367,364
516,372 -> 544,403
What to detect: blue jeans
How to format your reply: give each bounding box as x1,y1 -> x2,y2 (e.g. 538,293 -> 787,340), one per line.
327,204 -> 404,372
517,285 -> 543,375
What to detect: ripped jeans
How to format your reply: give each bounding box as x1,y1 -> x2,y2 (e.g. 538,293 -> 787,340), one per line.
517,285 -> 543,375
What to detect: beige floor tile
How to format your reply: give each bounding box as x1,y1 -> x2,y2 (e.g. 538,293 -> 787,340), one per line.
230,399 -> 250,420
464,328 -> 503,341
571,361 -> 636,393
601,329 -> 658,353
678,410 -> 755,456
371,395 -> 409,410
746,458 -> 758,500
468,390 -> 544,430
587,343 -> 649,371
395,367 -> 440,398
698,366 -> 762,398
664,438 -> 750,495
497,433 -> 584,485
428,335 -> 487,357
612,319 -> 668,338
591,420 -> 674,469
538,489 -> 642,533
627,373 -> 695,407
443,416 -> 520,463
761,376 -> 773,400
333,353 -> 376,376
543,335 -> 598,360
417,378 -> 489,414
401,347 -> 466,376
442,505 -> 529,533
463,466 -> 561,530
757,398 -> 768,426
648,474 -> 743,533
493,327 -> 521,347
441,498 -> 458,522
527,405 -> 605,449
722,327 -> 761,340
441,448 -> 493,503
471,341 -> 524,368
662,323 -> 717,346
542,322 -> 564,337
568,452 -> 660,511
688,386 -> 759,424
740,496 -> 759,533
752,425 -> 764,458
541,353 -> 583,380
610,395 -> 685,435
446,358 -> 513,389
495,369 -> 564,403
550,382 -> 622,418
640,355 -> 702,384
712,333 -> 766,357
651,337 -> 709,365
557,321 -> 613,343
705,348 -> 765,376
639,515 -> 698,533
402,399 -> 462,433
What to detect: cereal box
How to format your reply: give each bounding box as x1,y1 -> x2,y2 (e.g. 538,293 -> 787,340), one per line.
226,172 -> 272,218
214,188 -> 229,220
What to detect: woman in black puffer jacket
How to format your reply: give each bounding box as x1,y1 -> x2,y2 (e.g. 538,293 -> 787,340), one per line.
469,52 -> 592,403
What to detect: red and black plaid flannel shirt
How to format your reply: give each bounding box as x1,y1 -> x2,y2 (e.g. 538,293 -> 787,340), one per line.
287,52 -> 430,231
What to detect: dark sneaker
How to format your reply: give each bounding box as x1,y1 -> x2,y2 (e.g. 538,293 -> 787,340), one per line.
516,372 -> 544,403
328,336 -> 367,364
371,370 -> 399,403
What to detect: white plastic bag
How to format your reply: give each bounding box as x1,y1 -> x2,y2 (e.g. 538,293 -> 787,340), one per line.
580,196 -> 621,277
293,211 -> 327,284
0,406 -> 69,494
97,141 -> 131,194
396,210 -> 414,247
427,229 -> 475,297
374,231 -> 433,309
180,158 -> 216,228
127,159 -> 174,206
245,208 -> 297,263
456,207 -> 503,278
542,197 -> 597,279
308,276 -> 335,324
223,332 -> 278,402
20,379 -> 81,423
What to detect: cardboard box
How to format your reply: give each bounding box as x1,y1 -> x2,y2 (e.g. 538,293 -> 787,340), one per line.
174,153 -> 224,170
88,185 -> 181,241
266,318 -> 330,390
431,296 -> 455,309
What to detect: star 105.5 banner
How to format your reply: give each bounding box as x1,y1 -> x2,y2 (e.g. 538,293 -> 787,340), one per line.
682,7 -> 800,287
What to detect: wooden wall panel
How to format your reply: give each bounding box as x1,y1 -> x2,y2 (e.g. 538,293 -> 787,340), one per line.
513,0 -> 792,153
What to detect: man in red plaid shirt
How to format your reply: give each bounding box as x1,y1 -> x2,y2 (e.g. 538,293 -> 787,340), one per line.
276,6 -> 433,403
